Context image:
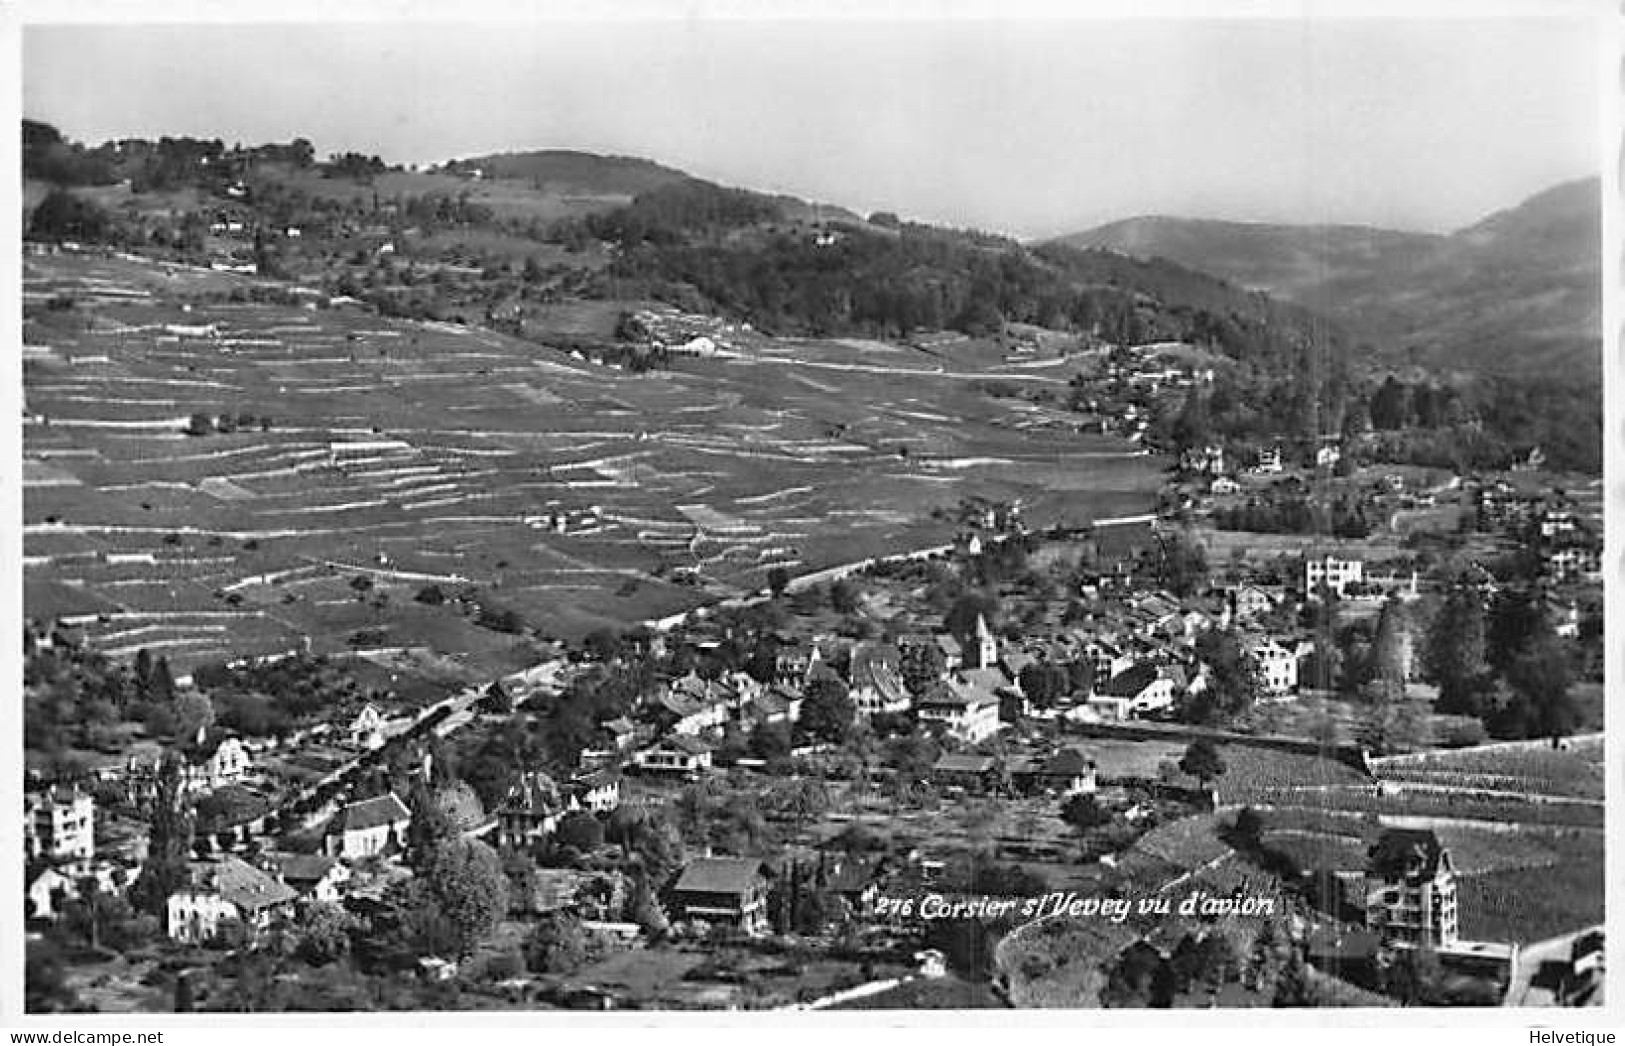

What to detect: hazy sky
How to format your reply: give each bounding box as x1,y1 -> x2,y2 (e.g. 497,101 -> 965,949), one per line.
23,16 -> 1603,238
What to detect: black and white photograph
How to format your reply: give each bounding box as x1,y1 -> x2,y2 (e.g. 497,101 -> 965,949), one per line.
10,1 -> 1614,1021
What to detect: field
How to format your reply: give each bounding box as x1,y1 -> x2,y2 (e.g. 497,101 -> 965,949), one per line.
1373,740 -> 1605,800
1456,855 -> 1606,943
23,249 -> 1163,669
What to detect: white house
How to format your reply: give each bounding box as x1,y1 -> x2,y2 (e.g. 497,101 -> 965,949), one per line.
1305,555 -> 1363,598
349,704 -> 387,750
26,867 -> 78,922
179,732 -> 250,794
1097,663 -> 1175,716
1253,446 -> 1283,475
915,680 -> 1001,744
323,793 -> 412,861
1244,637 -> 1299,696
167,857 -> 297,943
25,785 -> 94,863
633,735 -> 714,776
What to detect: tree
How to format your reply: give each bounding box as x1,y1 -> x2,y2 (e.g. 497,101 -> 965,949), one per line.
829,579 -> 860,615
1485,587 -> 1550,676
1060,793 -> 1111,832
943,591 -> 1000,641
1178,739 -> 1226,791
404,780 -> 455,870
900,641 -> 947,696
553,810 -> 605,854
767,566 -> 791,599
1230,806 -> 1264,850
295,900 -> 357,965
172,690 -> 215,742
1503,635 -> 1578,741
28,188 -> 111,243
1189,630 -> 1261,724
1150,529 -> 1209,598
421,837 -> 508,958
129,757 -> 194,926
525,911 -> 589,973
799,675 -> 855,744
1384,942 -> 1445,1005
1368,598 -> 1412,686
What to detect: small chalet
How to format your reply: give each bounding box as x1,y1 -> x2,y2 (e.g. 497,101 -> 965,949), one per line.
670,857 -> 772,933
323,792 -> 412,861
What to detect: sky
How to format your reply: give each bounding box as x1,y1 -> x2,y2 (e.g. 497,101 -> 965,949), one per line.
21,13 -> 1605,239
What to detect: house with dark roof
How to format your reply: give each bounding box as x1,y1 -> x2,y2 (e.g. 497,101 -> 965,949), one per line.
269,852 -> 350,903
167,856 -> 298,943
1363,828 -> 1459,947
930,753 -> 1000,792
323,792 -> 411,862
670,857 -> 772,932
1010,747 -> 1097,797
1090,663 -> 1174,719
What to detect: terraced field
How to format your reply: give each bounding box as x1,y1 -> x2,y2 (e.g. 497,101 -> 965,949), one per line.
23,250 -> 1162,669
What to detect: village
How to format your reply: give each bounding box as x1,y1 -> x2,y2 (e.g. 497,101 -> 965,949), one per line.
23,421 -> 1606,1009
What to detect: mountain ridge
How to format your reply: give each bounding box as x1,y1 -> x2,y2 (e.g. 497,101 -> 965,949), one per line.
1049,177 -> 1601,377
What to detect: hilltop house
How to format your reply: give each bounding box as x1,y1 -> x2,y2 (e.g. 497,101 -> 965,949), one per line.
25,784 -> 95,864
670,858 -> 772,933
1364,829 -> 1460,948
323,793 -> 412,862
167,856 -> 298,943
